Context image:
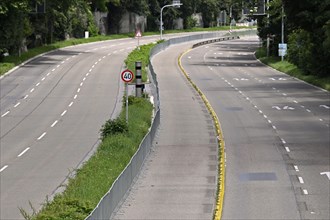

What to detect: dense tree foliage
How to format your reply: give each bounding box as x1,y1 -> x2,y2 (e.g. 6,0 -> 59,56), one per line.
258,0 -> 330,76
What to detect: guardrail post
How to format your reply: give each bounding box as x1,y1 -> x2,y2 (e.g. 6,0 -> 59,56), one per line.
135,61 -> 142,97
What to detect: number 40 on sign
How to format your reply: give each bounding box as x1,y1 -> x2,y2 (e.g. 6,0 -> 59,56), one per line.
121,69 -> 134,83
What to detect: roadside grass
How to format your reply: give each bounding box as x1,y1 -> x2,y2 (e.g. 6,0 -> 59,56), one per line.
28,97 -> 153,220
255,47 -> 330,91
0,26 -> 254,76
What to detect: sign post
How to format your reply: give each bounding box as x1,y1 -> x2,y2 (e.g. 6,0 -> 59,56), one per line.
278,43 -> 287,60
135,30 -> 142,49
121,69 -> 134,123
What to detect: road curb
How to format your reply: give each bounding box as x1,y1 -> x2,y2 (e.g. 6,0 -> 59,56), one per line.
178,49 -> 226,220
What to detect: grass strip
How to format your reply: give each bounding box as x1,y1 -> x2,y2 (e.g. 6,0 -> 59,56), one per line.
0,26 -> 254,76
25,97 -> 153,220
255,47 -> 330,91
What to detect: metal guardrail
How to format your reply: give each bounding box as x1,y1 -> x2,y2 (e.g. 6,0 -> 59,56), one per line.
85,29 -> 256,220
192,36 -> 240,48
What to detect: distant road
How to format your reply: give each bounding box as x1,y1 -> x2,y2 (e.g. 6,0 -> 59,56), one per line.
181,35 -> 330,219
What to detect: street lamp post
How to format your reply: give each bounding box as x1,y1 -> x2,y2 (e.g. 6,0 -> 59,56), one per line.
160,0 -> 183,40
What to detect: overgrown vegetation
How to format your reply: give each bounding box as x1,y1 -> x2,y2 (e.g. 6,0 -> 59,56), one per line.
256,47 -> 330,91
23,96 -> 153,220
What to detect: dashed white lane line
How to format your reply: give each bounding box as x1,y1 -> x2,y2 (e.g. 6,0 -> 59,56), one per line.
1,111 -> 10,117
98,58 -> 102,62
282,93 -> 287,96
268,119 -> 272,124
37,132 -> 47,140
80,82 -> 83,86
0,165 -> 8,173
36,82 -> 40,87
23,95 -> 29,99
77,88 -> 81,93
47,72 -> 51,76
51,120 -> 58,128
306,109 -> 311,113
74,94 -> 78,99
272,125 -> 277,130
293,100 -> 298,104
303,189 -> 309,195
281,138 -> 286,144
56,65 -> 60,68
259,110 -> 263,114
30,88 -> 35,93
92,65 -> 95,68
14,102 -> 20,108
52,69 -> 56,72
89,69 -> 92,72
61,110 -> 67,117
319,118 -> 323,122
298,176 -> 305,184
42,77 -> 46,81
18,147 -> 30,157
61,61 -> 65,64
69,101 -> 74,107
83,77 -> 86,81
294,165 -> 300,172
285,147 -> 291,153
263,115 -> 268,119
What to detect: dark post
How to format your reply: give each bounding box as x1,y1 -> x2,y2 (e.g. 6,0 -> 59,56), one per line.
135,61 -> 142,97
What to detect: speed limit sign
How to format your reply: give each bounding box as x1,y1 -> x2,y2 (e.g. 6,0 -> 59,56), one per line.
121,69 -> 134,83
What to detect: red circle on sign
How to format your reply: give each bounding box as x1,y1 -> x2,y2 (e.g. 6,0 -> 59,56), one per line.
121,69 -> 134,83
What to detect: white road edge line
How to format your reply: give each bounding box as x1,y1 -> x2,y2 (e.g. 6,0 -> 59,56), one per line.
0,165 -> 8,172
37,132 -> 46,140
18,147 -> 30,157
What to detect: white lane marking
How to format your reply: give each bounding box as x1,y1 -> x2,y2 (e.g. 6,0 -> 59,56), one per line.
320,172 -> 330,180
259,110 -> 263,114
61,110 -> 67,116
263,115 -> 268,119
14,102 -> 21,108
301,105 -> 305,108
30,88 -> 35,93
36,82 -> 40,87
89,69 -> 92,72
83,77 -> 86,81
108,53 -> 111,56
74,94 -> 78,99
42,77 -> 46,81
77,88 -> 81,93
92,65 -> 95,68
303,189 -> 308,195
272,125 -> 277,130
282,93 -> 287,96
56,65 -> 60,68
1,111 -> 10,117
66,58 -> 70,61
95,61 -> 98,65
285,147 -> 291,153
47,72 -> 51,76
61,61 -> 65,64
319,118 -> 324,122
283,106 -> 295,110
86,72 -> 89,76
272,87 -> 276,90
246,97 -> 250,101
254,105 -> 258,109
52,69 -> 56,72
18,147 -> 30,157
281,138 -> 286,144
37,132 -> 47,140
294,165 -> 299,172
69,101 -> 74,107
98,58 -> 102,62
320,105 -> 330,109
0,165 -> 8,173
23,95 -> 29,99
72,55 -> 76,58
298,176 -> 304,184
50,120 -> 58,128
306,109 -> 311,113
80,82 -> 83,86
293,100 -> 298,104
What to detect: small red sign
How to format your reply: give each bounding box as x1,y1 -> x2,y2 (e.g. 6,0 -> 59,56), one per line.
121,69 -> 134,83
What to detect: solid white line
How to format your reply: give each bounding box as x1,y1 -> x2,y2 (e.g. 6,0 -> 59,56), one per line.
14,102 -> 21,108
285,147 -> 291,153
36,82 -> 40,87
51,120 -> 58,127
303,189 -> 308,195
23,95 -> 29,99
30,88 -> 35,93
298,176 -> 304,184
1,111 -> 10,117
294,165 -> 299,172
69,101 -> 74,107
77,88 -> 80,93
61,110 -> 67,116
18,147 -> 30,157
37,132 -> 46,140
42,77 -> 46,81
0,165 -> 8,172
74,94 -> 78,99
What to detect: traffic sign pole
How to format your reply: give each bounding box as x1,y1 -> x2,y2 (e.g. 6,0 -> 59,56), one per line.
121,69 -> 134,123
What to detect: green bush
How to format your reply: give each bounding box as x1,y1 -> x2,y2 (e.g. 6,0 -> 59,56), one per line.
100,118 -> 128,139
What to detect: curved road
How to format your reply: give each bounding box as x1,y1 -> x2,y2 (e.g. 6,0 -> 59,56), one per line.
181,36 -> 330,219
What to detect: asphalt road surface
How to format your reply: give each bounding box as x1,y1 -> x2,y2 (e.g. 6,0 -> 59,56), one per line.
181,35 -> 330,219
0,35 -> 167,219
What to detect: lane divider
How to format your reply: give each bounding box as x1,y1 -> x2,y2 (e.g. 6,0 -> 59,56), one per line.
178,49 -> 226,220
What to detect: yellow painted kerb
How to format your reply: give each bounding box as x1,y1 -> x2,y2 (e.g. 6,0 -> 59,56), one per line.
178,49 -> 226,220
